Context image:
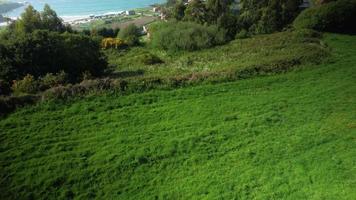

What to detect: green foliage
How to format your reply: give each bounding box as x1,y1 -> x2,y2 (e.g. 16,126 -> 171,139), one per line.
0,30 -> 107,83
101,38 -> 126,49
41,4 -> 66,32
238,0 -> 303,34
39,71 -> 67,90
205,0 -> 234,23
90,27 -> 120,37
11,74 -> 39,94
293,0 -> 356,34
118,23 -> 141,46
183,0 -> 207,24
172,1 -> 186,20
0,34 -> 355,199
15,5 -> 42,33
150,21 -> 227,51
235,29 -> 250,39
14,4 -> 69,34
110,31 -> 328,80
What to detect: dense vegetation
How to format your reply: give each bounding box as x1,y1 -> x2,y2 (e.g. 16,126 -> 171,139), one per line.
0,5 -> 107,95
107,29 -> 328,79
168,0 -> 304,35
149,21 -> 227,51
293,0 -> 356,34
0,34 -> 355,199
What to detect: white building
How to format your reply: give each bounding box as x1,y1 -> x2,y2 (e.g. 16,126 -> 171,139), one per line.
125,10 -> 135,15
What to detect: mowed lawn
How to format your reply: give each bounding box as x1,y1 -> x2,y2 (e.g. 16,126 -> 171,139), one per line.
0,34 -> 355,199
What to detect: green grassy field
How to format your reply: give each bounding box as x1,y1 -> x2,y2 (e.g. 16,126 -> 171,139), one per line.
106,31 -> 329,79
0,34 -> 355,199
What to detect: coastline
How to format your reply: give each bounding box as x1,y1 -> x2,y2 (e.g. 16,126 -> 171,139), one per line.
1,2 -> 163,27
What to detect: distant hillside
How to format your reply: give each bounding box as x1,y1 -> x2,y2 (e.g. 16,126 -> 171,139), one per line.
0,1 -> 23,15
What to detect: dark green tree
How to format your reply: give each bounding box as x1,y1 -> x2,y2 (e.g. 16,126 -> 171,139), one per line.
184,0 -> 207,24
118,24 -> 141,46
238,0 -> 303,34
206,0 -> 234,23
15,5 -> 42,33
0,30 -> 107,83
172,1 -> 186,20
41,4 -> 65,32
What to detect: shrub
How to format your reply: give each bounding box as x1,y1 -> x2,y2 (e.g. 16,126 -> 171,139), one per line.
0,79 -> 11,95
118,24 -> 141,46
39,71 -> 67,90
235,29 -> 250,39
12,74 -> 39,94
293,0 -> 356,34
139,53 -> 163,65
1,30 -> 108,83
150,21 -> 227,51
101,38 -> 126,49
0,95 -> 39,116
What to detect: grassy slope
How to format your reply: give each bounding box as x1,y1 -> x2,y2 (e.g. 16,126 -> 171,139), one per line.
0,34 -> 355,199
106,31 -> 328,79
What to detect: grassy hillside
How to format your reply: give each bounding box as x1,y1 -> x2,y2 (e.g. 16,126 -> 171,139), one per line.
0,34 -> 355,199
106,31 -> 328,79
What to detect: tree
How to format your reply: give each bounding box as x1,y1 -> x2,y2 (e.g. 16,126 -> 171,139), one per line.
118,24 -> 141,46
238,0 -> 303,34
41,4 -> 65,32
184,0 -> 207,24
15,5 -> 42,33
0,30 -> 107,83
206,0 -> 234,23
172,1 -> 186,20
13,4 -> 69,34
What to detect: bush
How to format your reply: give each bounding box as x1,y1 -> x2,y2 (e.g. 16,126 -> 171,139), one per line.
101,38 -> 126,49
139,53 -> 163,65
235,29 -> 250,39
0,79 -> 11,95
39,71 -> 67,90
118,24 -> 141,46
150,21 -> 227,51
293,0 -> 356,34
12,74 -> 39,94
0,95 -> 39,116
0,30 -> 108,83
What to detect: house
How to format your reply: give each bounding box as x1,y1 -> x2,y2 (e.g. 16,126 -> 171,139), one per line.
152,7 -> 161,13
160,12 -> 167,21
125,10 -> 135,15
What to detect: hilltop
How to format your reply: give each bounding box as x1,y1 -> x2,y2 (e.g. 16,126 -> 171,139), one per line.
0,1 -> 23,15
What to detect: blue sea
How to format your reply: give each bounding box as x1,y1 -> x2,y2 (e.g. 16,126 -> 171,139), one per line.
5,0 -> 165,19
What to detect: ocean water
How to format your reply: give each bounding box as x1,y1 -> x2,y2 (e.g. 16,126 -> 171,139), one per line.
5,0 -> 165,19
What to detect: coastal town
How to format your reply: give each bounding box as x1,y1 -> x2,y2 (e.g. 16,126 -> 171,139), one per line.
0,1 -> 166,28
1,0 -> 311,28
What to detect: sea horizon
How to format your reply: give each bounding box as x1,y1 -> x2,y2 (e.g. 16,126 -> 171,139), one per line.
4,0 -> 165,21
